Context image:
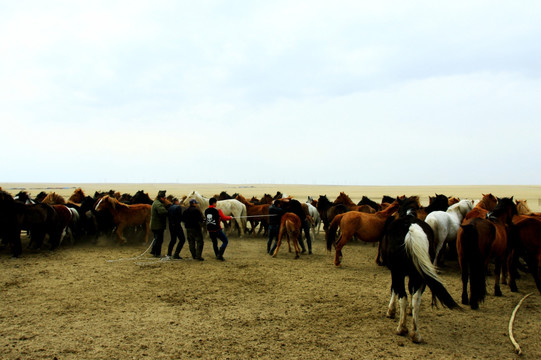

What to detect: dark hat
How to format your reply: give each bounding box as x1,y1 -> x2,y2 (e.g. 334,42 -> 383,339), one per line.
189,199 -> 198,205
158,190 -> 166,198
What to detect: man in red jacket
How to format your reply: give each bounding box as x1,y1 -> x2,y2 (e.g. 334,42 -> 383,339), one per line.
204,197 -> 232,261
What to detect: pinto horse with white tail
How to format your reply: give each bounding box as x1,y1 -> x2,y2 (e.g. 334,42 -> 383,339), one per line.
382,203 -> 461,343
183,191 -> 247,237
425,199 -> 474,266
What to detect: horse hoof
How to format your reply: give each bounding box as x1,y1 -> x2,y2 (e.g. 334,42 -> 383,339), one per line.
396,326 -> 408,336
411,333 -> 423,344
470,303 -> 479,310
386,310 -> 395,319
494,289 -> 502,297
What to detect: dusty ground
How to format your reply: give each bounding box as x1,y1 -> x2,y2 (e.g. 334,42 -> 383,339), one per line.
1,184 -> 540,359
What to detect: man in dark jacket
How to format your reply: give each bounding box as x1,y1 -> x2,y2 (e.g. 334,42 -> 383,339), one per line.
150,190 -> 169,257
267,200 -> 284,255
167,198 -> 186,259
182,199 -> 205,261
205,197 -> 232,261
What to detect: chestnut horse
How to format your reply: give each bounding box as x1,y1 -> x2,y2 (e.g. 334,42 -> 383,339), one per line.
334,192 -> 376,213
326,199 -> 400,266
463,193 -> 498,221
68,188 -> 86,204
272,212 -> 302,259
235,194 -> 270,235
94,195 -> 151,244
457,197 -> 516,309
41,192 -> 66,205
515,199 -> 541,216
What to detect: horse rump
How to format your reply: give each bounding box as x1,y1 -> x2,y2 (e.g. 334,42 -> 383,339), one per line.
404,224 -> 460,310
458,221 -> 490,309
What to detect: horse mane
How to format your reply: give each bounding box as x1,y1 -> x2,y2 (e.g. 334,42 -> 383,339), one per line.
515,199 -> 532,215
42,192 -> 66,204
334,192 -> 354,205
235,194 -> 254,207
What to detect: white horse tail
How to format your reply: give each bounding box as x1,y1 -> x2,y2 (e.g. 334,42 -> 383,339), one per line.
404,224 -> 461,310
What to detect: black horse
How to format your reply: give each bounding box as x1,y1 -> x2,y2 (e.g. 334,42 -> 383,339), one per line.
0,190 -> 67,257
381,196 -> 460,343
358,196 -> 381,211
316,195 -> 348,233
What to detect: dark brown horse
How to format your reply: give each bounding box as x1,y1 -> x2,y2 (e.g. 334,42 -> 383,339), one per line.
508,213 -> 541,294
326,200 -> 400,266
272,212 -> 302,259
457,196 -> 516,309
94,195 -> 151,244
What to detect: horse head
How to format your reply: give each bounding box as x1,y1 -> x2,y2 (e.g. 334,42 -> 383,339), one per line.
489,196 -> 517,224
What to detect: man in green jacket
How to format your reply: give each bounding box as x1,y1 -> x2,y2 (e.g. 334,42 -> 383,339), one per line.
150,190 -> 169,257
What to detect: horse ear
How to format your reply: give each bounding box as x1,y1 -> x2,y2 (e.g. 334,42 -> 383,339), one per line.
510,196 -> 514,201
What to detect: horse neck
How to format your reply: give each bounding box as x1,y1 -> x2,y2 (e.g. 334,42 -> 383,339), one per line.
377,202 -> 399,217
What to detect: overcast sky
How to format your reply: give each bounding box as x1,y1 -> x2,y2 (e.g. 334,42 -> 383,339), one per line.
1,1 -> 540,185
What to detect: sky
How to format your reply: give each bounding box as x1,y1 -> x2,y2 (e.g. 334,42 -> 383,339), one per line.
1,1 -> 541,185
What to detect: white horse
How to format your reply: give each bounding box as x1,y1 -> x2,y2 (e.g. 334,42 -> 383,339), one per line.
305,199 -> 321,239
425,199 -> 474,266
183,191 -> 247,237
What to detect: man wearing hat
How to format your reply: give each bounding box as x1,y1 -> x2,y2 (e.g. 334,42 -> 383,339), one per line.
150,190 -> 169,257
182,198 -> 205,261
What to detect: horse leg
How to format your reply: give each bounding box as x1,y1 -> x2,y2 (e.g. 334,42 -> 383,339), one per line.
334,233 -> 350,267
493,257 -> 503,297
116,224 -> 127,244
376,241 -> 384,266
391,271 -> 408,336
386,290 -> 397,318
507,249 -> 519,292
292,234 -> 301,259
460,263 -> 470,306
410,288 -> 423,343
397,295 -> 409,336
272,229 -> 284,257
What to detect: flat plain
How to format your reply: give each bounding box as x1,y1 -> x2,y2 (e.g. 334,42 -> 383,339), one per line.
1,183 -> 540,359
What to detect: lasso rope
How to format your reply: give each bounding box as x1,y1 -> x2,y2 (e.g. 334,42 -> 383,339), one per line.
509,292 -> 533,355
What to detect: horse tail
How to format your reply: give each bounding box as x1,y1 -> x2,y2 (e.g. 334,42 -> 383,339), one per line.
326,213 -> 345,251
404,223 -> 461,310
460,223 -> 486,306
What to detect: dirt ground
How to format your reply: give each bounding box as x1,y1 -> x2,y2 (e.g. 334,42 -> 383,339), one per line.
1,184 -> 540,359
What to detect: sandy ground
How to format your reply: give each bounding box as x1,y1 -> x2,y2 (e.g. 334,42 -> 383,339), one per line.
1,183 -> 540,359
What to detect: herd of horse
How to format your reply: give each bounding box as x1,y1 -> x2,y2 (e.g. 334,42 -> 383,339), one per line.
1,186 -> 541,343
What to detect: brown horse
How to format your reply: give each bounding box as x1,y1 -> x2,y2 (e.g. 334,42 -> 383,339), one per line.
68,188 -> 86,204
508,214 -> 541,294
326,200 -> 400,266
235,194 -> 270,235
41,192 -> 66,205
272,212 -> 302,259
457,197 -> 515,309
94,195 -> 151,244
515,199 -> 541,216
334,192 -> 376,213
463,193 -> 498,221
448,197 -> 460,206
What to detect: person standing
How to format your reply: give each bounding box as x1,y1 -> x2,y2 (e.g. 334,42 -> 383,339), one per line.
182,199 -> 205,261
267,200 -> 285,255
205,197 -> 232,261
167,197 -> 186,259
150,190 -> 169,257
